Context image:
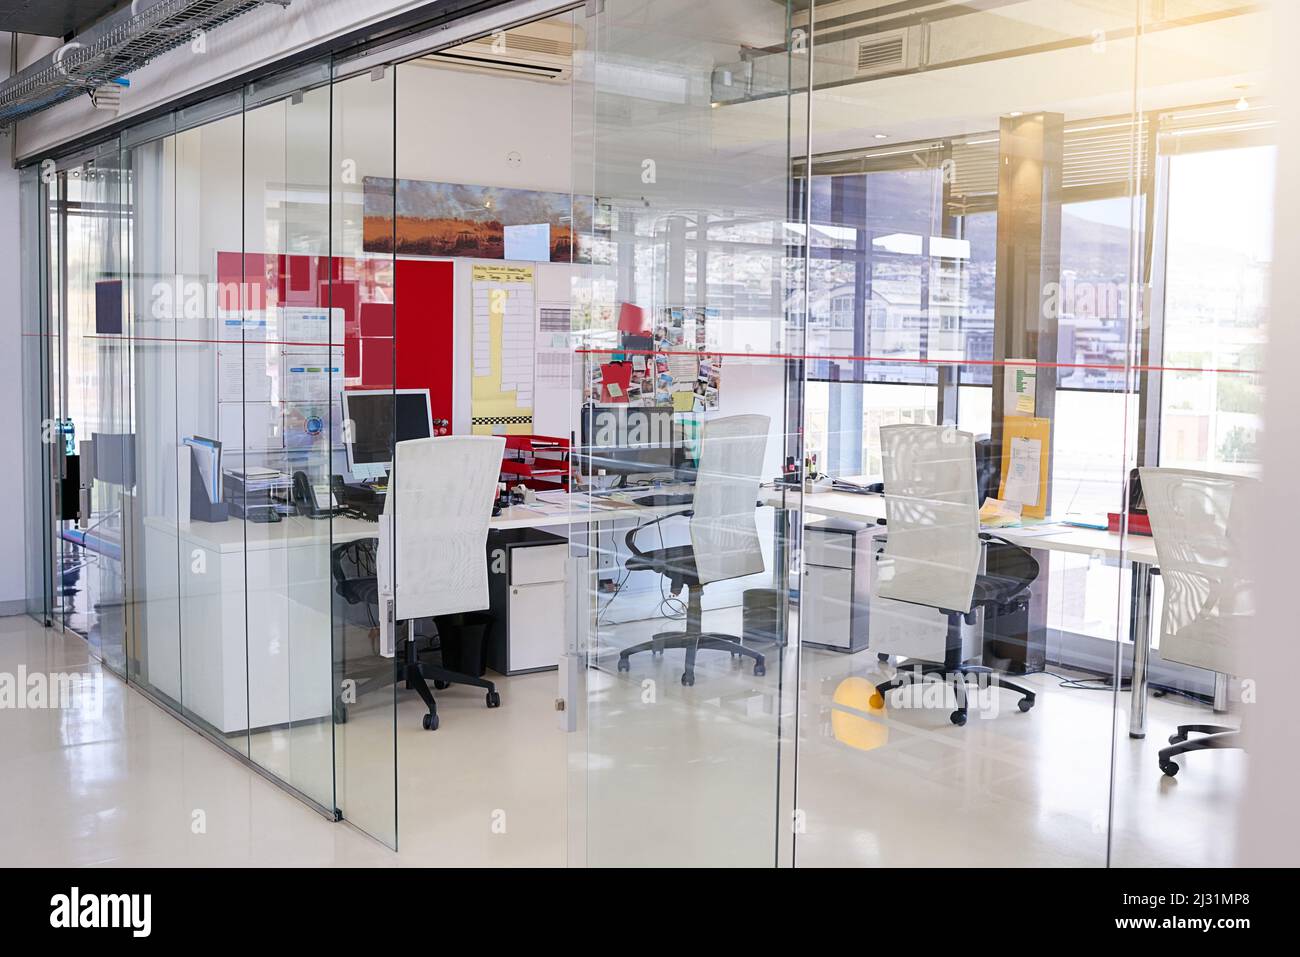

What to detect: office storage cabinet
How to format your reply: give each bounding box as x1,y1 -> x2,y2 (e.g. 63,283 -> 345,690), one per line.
141,517 -> 333,734
801,520 -> 871,653
486,528 -> 568,675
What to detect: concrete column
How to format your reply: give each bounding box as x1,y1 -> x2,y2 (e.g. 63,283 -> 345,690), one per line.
991,111 -> 1064,509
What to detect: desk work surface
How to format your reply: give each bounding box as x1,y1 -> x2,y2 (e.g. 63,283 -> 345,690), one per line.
761,486 -> 1157,565
142,486 -> 700,552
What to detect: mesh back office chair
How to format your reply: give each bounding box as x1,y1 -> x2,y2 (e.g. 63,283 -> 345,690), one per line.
616,414 -> 771,686
332,435 -> 506,731
1140,467 -> 1254,777
871,424 -> 1038,725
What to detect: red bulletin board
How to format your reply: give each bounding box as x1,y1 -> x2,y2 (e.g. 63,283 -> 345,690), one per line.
215,253 -> 455,433
394,258 -> 454,431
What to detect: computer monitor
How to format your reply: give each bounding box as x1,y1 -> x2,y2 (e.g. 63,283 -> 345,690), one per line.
575,404 -> 685,480
341,388 -> 433,481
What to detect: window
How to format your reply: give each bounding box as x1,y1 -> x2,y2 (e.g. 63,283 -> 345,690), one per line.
1158,145 -> 1273,473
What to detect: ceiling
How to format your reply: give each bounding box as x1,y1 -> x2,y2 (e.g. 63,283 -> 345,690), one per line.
0,0 -> 123,38
714,2 -> 1270,153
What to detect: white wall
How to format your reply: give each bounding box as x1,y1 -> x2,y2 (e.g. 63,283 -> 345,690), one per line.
1238,0 -> 1300,868
1,34 -> 30,612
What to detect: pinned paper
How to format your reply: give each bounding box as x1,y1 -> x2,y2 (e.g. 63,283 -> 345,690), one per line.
1004,436 -> 1042,507
1005,361 -> 1036,416
599,362 -> 632,404
998,415 -> 1051,519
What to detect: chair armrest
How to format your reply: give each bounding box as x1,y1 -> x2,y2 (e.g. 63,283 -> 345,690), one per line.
624,510 -> 691,557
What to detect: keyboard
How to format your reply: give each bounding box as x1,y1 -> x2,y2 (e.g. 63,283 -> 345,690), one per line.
634,493 -> 694,508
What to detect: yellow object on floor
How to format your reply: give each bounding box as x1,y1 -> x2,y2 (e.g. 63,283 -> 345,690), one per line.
831,676 -> 889,752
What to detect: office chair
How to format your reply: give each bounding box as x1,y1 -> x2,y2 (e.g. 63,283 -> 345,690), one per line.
1140,467 -> 1253,777
616,413 -> 771,686
974,436 -> 1000,506
332,538 -> 383,656
331,435 -> 506,731
871,424 -> 1038,725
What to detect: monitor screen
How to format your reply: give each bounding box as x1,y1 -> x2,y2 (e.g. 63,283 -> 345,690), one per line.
577,405 -> 680,477
343,389 -> 432,477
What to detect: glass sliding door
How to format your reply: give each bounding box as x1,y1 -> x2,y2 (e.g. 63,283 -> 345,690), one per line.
1108,4 -> 1276,866
793,0 -> 1143,867
169,98 -> 255,758
113,59 -> 401,841
76,146 -> 131,676
569,0 -> 807,866
42,147 -> 131,674
20,165 -> 56,626
122,116 -> 185,729
241,62 -> 339,814
329,57 -> 399,849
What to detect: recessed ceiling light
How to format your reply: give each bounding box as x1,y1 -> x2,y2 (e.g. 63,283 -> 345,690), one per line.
874,133 -> 888,140
1236,96 -> 1250,111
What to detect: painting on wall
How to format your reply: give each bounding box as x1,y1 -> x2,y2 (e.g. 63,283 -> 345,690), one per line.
363,177 -> 591,262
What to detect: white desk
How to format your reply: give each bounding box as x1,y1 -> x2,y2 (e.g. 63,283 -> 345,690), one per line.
761,485 -> 1160,738
139,491 -> 690,733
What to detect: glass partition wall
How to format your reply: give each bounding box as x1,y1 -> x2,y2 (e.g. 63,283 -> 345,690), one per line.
40,149 -> 131,667
567,0 -> 810,867
788,0 -> 1270,868
24,56 -> 400,847
18,0 -> 1272,865
19,164 -> 54,626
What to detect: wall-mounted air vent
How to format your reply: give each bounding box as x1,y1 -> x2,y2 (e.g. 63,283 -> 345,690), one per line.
855,30 -> 908,76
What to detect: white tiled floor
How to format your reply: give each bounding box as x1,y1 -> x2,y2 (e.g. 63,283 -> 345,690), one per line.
0,610 -> 1243,866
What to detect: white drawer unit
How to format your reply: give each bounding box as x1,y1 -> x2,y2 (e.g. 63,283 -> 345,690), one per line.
800,519 -> 872,653
486,529 -> 568,675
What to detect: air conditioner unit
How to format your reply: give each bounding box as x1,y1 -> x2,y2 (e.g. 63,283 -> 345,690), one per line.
418,20 -> 580,83
710,23 -> 926,106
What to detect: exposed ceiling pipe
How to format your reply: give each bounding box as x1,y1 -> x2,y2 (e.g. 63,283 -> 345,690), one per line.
0,0 -> 292,131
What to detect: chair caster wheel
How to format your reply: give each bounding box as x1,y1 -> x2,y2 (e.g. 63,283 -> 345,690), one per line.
486,691 -> 501,708
1169,732 -> 1187,745
422,713 -> 439,731
1018,698 -> 1034,712
433,679 -> 450,690
681,672 -> 695,687
950,711 -> 968,726
1160,760 -> 1179,777
753,662 -> 766,677
617,658 -> 630,673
